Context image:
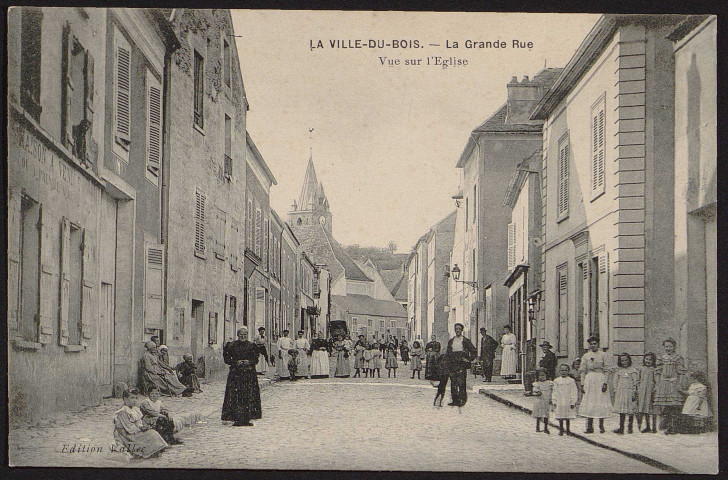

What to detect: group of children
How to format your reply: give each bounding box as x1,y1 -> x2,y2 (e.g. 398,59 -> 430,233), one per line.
530,342 -> 713,437
352,340 -> 402,378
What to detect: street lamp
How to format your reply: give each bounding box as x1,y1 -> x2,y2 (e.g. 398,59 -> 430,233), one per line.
450,264 -> 478,290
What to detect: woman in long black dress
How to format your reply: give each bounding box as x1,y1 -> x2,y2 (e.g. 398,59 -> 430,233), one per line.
221,327 -> 261,426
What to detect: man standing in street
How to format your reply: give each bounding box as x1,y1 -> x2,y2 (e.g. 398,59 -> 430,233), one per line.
445,323 -> 477,407
221,327 -> 261,427
539,341 -> 558,380
479,327 -> 499,382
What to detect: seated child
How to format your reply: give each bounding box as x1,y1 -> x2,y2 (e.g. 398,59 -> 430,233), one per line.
677,371 -> 713,433
176,354 -> 202,392
113,390 -> 168,458
139,387 -> 182,445
288,349 -> 299,381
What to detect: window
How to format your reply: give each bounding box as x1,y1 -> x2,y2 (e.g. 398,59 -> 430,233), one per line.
18,195 -> 40,342
556,264 -> 568,354
255,207 -> 262,257
229,221 -> 239,271
380,320 -> 385,330
507,222 -> 516,270
145,243 -> 165,337
368,318 -> 373,327
353,317 -> 359,325
214,208 -> 226,259
63,23 -> 95,164
246,199 -> 253,250
193,50 -> 204,128
146,70 -> 162,177
390,320 -> 396,328
473,185 -> 477,224
591,96 -> 606,198
223,38 -> 231,88
208,312 -> 218,344
465,197 -> 469,232
557,135 -> 570,220
67,224 -> 83,346
224,114 -> 232,178
114,27 -> 131,157
20,7 -> 42,121
194,189 -> 206,256
263,219 -> 269,269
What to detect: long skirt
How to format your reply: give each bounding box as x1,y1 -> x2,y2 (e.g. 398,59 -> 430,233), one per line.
142,370 -> 187,396
400,349 -> 410,363
113,428 -> 167,458
385,352 -> 398,369
354,351 -> 365,370
578,371 -> 614,418
221,366 -> 262,422
334,351 -> 351,377
256,353 -> 268,374
310,350 -> 330,377
424,352 -> 438,380
410,354 -> 422,371
179,373 -> 202,392
500,346 -> 517,377
613,388 -> 637,414
276,349 -> 290,378
296,349 -> 310,377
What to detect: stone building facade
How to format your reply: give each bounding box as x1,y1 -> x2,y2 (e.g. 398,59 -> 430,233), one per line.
668,15 -> 717,413
531,15 -> 686,365
164,9 -> 248,380
7,7 -> 178,421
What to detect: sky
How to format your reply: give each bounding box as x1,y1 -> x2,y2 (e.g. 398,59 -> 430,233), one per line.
231,11 -> 599,252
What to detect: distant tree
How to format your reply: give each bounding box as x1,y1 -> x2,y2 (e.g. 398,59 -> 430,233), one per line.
387,241 -> 398,254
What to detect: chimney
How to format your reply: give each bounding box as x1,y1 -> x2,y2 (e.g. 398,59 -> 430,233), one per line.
505,73 -> 545,125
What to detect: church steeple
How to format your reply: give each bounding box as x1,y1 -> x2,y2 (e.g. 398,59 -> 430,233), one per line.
288,155 -> 333,234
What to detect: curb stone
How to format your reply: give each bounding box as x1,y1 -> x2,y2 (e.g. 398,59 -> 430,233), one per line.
479,389 -> 685,474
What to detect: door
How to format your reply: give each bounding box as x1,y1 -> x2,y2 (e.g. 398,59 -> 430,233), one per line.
98,282 -> 114,388
191,300 -> 204,359
255,288 -> 266,334
576,262 -> 585,356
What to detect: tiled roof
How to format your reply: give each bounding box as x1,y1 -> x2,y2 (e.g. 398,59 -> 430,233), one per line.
290,223 -> 372,283
331,294 -> 407,318
379,269 -> 405,294
390,274 -> 408,302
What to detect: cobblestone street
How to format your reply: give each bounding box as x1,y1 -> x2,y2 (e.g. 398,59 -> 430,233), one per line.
10,373 -> 660,472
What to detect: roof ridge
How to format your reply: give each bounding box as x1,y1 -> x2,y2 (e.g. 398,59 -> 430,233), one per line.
318,222 -> 347,284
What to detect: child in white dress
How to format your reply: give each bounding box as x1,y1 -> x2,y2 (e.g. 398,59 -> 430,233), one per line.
552,364 -> 578,436
532,369 -> 554,434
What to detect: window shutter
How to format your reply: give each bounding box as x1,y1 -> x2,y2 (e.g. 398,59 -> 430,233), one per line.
255,208 -> 262,257
59,217 -> 71,346
195,189 -> 206,255
61,23 -> 75,149
83,51 -> 97,164
114,31 -> 132,147
38,206 -> 54,344
79,228 -> 95,346
7,189 -> 22,332
230,221 -> 239,271
591,101 -> 606,194
507,222 -> 516,270
147,71 -> 162,174
145,243 -> 164,331
558,142 -> 569,216
597,109 -> 605,189
598,252 -> 609,345
557,267 -> 568,354
209,312 -> 218,344
246,200 -> 253,250
263,219 -> 269,268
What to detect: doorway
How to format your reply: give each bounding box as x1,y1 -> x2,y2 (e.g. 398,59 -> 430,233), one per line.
98,282 -> 114,389
191,300 -> 204,359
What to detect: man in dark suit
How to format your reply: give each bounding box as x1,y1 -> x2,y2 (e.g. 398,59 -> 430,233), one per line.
539,341 -> 558,380
445,323 -> 477,407
479,327 -> 499,382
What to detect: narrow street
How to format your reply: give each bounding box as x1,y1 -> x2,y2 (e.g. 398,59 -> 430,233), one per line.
10,377 -> 659,472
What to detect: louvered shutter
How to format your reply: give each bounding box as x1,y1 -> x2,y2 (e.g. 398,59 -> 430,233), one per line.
507,222 -> 516,270
195,189 -> 206,255
263,219 -> 269,268
591,101 -> 606,194
597,109 -> 605,190
7,189 -> 22,332
557,267 -> 568,354
246,200 -> 253,250
61,23 -> 75,149
114,30 -> 131,147
255,208 -> 262,257
592,113 -> 599,191
147,70 -> 162,174
80,229 -> 94,346
83,51 -> 96,164
598,252 -> 609,345
558,142 -> 569,216
38,206 -> 54,344
59,217 -> 71,346
145,243 -> 164,330
208,312 -> 218,344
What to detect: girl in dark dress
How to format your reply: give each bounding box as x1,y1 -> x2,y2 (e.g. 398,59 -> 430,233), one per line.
400,340 -> 410,365
221,328 -> 261,426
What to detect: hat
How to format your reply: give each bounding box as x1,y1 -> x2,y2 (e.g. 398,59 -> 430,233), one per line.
144,341 -> 156,350
159,345 -> 168,351
454,323 -> 465,329
539,341 -> 552,348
